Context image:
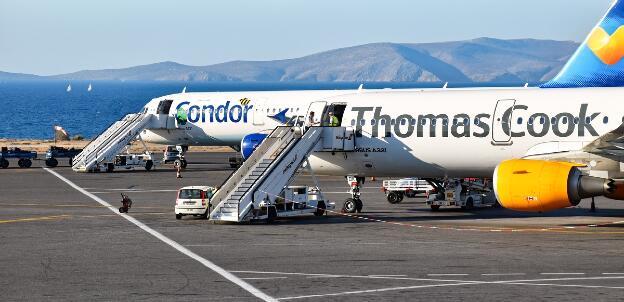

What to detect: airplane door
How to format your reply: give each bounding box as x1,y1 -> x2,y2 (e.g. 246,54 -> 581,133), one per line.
492,99 -> 515,145
253,99 -> 266,126
306,101 -> 327,127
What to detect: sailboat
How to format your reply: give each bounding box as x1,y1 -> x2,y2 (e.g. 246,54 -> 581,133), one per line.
66,84 -> 72,92
87,83 -> 92,92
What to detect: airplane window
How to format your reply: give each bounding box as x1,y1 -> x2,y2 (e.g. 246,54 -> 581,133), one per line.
562,116 -> 568,124
421,119 -> 427,126
517,117 -> 523,124
273,108 -> 276,113
540,117 -> 545,124
411,119 -> 416,126
381,119 -> 386,125
291,108 -> 294,112
452,118 -> 458,125
528,117 -> 534,125
391,119 -> 395,125
351,119 -> 356,126
574,117 -> 579,124
360,120 -> 366,126
604,116 -> 609,124
442,118 -> 448,126
296,108 -> 299,112
586,117 -> 591,123
474,118 -> 480,125
371,119 -> 376,125
551,117 -> 556,124
432,119 -> 436,126
464,118 -> 469,125
401,119 -> 406,125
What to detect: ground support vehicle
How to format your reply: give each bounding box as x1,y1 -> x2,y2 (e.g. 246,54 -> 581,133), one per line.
0,147 -> 37,168
250,186 -> 335,223
163,145 -> 187,169
45,146 -> 83,167
95,153 -> 155,172
175,186 -> 216,219
382,178 -> 435,204
426,179 -> 497,211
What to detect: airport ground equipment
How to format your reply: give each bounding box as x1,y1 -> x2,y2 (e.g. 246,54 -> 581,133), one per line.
251,186 -> 334,222
0,147 -> 37,169
96,153 -> 155,172
45,146 -> 83,167
426,179 -> 496,211
72,112 -> 151,172
382,178 -> 435,204
163,145 -> 187,169
175,186 -> 216,220
209,126 -> 353,222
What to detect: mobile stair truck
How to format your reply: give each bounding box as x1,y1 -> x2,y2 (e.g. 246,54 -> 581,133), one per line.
208,126 -> 357,223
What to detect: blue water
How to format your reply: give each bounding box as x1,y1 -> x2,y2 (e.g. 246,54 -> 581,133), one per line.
0,80 -> 512,139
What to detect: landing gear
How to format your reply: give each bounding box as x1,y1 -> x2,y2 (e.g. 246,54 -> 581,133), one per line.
342,176 -> 364,213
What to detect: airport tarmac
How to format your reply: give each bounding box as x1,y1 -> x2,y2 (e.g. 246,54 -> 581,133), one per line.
1,152 -> 624,301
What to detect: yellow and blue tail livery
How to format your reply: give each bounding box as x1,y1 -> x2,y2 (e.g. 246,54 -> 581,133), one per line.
542,0 -> 624,88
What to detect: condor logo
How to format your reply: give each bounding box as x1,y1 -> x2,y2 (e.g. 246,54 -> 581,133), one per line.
587,26 -> 624,65
175,100 -> 253,125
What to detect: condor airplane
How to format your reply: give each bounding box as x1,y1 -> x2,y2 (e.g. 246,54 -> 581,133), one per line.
103,1 -> 624,214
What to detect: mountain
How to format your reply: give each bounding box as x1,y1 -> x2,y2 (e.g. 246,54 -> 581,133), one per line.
2,38 -> 579,83
0,71 -> 42,81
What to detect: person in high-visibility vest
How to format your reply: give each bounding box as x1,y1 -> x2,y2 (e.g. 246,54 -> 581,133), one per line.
328,111 -> 340,127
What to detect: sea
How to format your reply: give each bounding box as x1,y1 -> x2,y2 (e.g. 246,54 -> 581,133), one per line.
0,80 -> 514,139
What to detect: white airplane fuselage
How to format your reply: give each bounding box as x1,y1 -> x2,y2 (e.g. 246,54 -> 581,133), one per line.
141,87 -> 624,179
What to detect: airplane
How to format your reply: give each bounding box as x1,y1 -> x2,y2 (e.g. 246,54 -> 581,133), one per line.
130,0 -> 624,214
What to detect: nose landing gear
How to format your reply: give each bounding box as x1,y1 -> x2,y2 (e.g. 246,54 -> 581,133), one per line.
342,176 -> 364,213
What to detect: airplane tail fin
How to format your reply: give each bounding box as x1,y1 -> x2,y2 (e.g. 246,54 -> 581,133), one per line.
542,0 -> 624,88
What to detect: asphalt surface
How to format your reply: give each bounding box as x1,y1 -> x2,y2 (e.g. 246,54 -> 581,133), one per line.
1,152 -> 624,301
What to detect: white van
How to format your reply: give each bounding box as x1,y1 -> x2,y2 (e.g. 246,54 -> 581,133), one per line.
175,186 -> 216,219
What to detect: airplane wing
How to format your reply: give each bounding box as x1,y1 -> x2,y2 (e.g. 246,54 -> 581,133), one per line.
582,123 -> 624,158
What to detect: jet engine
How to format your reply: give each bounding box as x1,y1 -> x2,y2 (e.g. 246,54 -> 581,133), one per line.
494,159 -> 615,212
241,133 -> 268,160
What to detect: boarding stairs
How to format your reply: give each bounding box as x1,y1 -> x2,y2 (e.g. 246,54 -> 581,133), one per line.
209,126 -> 336,222
72,113 -> 152,172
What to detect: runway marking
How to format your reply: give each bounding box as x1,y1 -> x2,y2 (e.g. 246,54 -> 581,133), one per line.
44,168 -> 276,302
540,273 -> 586,275
242,277 -> 288,280
603,273 -> 624,275
481,273 -> 526,276
428,274 -> 469,276
272,274 -> 624,300
0,203 -> 168,210
0,215 -> 70,224
368,275 -> 408,277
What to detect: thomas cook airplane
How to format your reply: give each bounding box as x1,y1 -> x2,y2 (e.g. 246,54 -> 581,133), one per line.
75,0 -> 624,217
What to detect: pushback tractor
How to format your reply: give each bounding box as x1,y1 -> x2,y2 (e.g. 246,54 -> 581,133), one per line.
0,147 -> 37,169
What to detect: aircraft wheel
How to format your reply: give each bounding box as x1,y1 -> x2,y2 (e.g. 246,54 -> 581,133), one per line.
46,158 -> 58,167
314,200 -> 326,216
465,198 -> 474,210
0,159 -> 8,169
342,198 -> 357,213
18,159 -> 24,168
387,192 -> 401,204
430,205 -> 440,211
145,160 -> 153,171
176,214 -> 182,220
355,198 -> 363,213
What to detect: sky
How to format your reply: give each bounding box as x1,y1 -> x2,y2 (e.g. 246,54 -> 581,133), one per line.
0,0 -> 614,75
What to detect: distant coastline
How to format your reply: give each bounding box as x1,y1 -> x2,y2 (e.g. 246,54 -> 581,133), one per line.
0,38 -> 578,84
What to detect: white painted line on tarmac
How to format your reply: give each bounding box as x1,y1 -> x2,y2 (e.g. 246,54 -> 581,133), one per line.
89,190 -> 177,194
428,274 -> 469,276
368,275 -> 408,277
242,277 -> 288,280
540,273 -> 586,275
482,273 -> 526,276
44,168 -> 276,302
603,273 -> 624,275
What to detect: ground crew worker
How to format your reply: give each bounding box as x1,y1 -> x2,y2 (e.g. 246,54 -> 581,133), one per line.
328,111 -> 339,127
176,165 -> 182,178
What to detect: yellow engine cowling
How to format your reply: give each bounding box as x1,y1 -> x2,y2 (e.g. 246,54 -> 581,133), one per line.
494,159 -> 614,212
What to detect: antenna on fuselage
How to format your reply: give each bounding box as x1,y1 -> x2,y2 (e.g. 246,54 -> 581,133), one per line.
181,86 -> 187,93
